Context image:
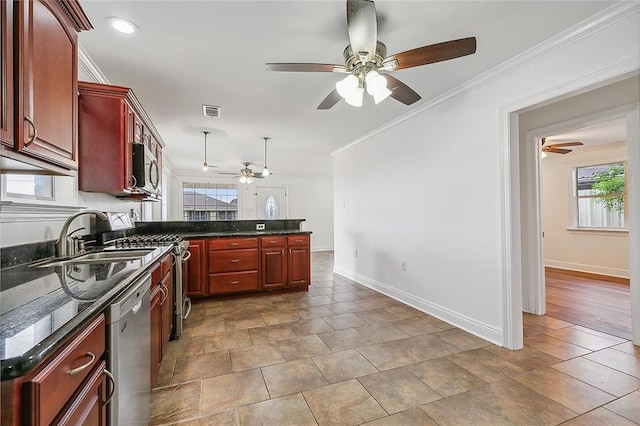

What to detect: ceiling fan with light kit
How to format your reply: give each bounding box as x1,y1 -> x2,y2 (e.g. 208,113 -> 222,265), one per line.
265,0 -> 477,109
218,137 -> 273,183
541,137 -> 584,157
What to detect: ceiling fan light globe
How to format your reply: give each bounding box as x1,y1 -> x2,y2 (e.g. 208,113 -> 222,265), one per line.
336,74 -> 360,98
540,152 -> 548,159
372,87 -> 392,104
345,87 -> 364,107
239,176 -> 247,184
262,167 -> 270,177
247,177 -> 254,184
203,162 -> 208,171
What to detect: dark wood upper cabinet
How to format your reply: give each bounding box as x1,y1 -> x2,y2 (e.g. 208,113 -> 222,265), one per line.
12,0 -> 92,171
1,0 -> 13,148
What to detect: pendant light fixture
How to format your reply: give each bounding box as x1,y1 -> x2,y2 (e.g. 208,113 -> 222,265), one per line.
262,137 -> 271,177
202,131 -> 210,171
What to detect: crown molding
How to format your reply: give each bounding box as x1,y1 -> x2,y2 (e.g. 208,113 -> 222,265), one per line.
78,43 -> 110,84
331,1 -> 640,157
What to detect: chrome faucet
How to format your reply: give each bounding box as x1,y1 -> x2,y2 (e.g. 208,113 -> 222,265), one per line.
56,209 -> 109,257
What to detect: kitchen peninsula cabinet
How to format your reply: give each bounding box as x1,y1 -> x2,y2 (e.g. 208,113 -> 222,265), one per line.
1,314 -> 109,426
208,238 -> 260,294
1,0 -> 92,174
186,239 -> 207,297
150,254 -> 173,387
261,236 -> 287,290
77,81 -> 164,199
288,235 -> 311,287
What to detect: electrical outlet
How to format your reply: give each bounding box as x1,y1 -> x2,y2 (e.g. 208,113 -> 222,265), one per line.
401,261 -> 407,271
256,223 -> 265,230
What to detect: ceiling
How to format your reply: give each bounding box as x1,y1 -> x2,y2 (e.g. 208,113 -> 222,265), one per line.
78,1 -> 616,178
546,117 -> 627,152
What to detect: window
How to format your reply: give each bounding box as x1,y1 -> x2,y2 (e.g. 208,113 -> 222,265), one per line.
576,162 -> 625,229
3,175 -> 54,200
183,182 -> 238,221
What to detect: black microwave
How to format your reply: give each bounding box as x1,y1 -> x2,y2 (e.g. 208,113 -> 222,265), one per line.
132,143 -> 161,198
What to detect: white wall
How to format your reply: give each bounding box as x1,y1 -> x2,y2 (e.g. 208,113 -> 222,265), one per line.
332,4 -> 639,345
542,142 -> 629,278
170,171 -> 334,251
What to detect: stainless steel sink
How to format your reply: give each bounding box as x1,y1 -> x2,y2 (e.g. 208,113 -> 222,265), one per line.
33,249 -> 154,268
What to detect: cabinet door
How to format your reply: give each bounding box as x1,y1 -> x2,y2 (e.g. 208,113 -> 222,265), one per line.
150,286 -> 162,388
1,0 -> 13,147
54,362 -> 107,426
261,248 -> 286,289
15,0 -> 79,169
161,269 -> 173,352
186,240 -> 206,297
288,246 -> 310,287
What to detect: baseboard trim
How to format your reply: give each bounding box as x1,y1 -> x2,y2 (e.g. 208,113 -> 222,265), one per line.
545,266 -> 630,285
334,268 -> 504,346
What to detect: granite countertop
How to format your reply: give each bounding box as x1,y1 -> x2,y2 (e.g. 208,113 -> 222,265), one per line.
0,245 -> 172,380
178,230 -> 312,239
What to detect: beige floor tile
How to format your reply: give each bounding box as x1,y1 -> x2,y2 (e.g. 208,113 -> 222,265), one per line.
318,328 -> 373,351
525,334 -> 593,360
572,325 -> 628,344
296,305 -> 334,319
204,329 -> 252,352
248,324 -> 297,345
236,393 -> 317,426
357,339 -> 423,371
184,316 -> 226,337
523,314 -> 573,329
313,349 -> 378,383
163,336 -> 205,360
351,298 -> 393,312
327,302 -> 359,314
515,367 -> 616,414
150,381 -> 201,425
201,369 -> 269,416
276,334 -> 332,361
604,391 -> 640,423
322,313 -> 368,330
174,410 -> 237,425
545,326 -> 622,351
612,341 -> 640,358
172,350 -> 232,384
360,408 -> 437,426
261,358 -> 328,398
398,333 -> 460,362
419,315 -> 455,330
469,379 -> 577,424
304,295 -> 334,306
408,357 -> 487,397
355,308 -> 403,324
155,358 -> 175,388
552,357 -> 640,397
331,291 -> 361,302
355,323 -> 409,343
390,317 -> 441,336
448,348 -> 524,382
289,317 -> 334,336
434,328 -> 492,351
586,348 -> 640,378
384,305 -> 425,320
224,314 -> 267,331
230,342 -> 284,371
420,391 -> 514,426
303,379 -> 387,425
358,368 -> 441,414
562,407 -> 637,425
261,309 -> 301,326
483,345 -> 561,371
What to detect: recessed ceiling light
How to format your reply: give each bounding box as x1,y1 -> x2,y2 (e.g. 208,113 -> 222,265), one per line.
107,17 -> 140,34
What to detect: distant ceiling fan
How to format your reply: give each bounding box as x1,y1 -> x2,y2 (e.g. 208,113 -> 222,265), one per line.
541,137 -> 584,155
265,0 -> 477,109
218,137 -> 273,183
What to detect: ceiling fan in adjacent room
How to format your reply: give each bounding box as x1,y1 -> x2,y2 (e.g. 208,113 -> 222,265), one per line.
265,0 -> 477,109
218,137 -> 273,183
541,137 -> 584,156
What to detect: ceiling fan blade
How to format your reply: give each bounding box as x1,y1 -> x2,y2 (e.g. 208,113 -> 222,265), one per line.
383,37 -> 477,71
218,172 -> 240,175
347,0 -> 377,62
384,75 -> 421,105
265,63 -> 346,73
546,141 -> 584,148
318,89 -> 342,110
545,147 -> 572,154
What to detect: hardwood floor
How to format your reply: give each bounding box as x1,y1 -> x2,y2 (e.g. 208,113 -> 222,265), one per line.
545,267 -> 632,340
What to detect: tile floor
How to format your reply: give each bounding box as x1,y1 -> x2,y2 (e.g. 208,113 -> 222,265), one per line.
150,251 -> 640,425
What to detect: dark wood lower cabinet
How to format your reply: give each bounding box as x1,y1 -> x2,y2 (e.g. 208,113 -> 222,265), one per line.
150,255 -> 173,388
288,246 -> 310,287
261,248 -> 286,289
55,361 -> 107,426
186,240 -> 206,297
150,285 -> 162,388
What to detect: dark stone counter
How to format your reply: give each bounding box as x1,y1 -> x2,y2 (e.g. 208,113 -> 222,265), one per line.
0,245 -> 172,380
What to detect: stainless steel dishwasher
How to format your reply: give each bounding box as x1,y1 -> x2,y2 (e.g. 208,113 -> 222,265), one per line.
107,273 -> 152,425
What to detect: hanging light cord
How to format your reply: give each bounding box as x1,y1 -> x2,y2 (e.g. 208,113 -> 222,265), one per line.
202,131 -> 210,170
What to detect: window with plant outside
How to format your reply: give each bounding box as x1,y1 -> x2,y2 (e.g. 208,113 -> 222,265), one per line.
576,162 -> 625,229
183,182 -> 238,221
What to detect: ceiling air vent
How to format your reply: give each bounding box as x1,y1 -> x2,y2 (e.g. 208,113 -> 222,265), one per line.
202,105 -> 221,118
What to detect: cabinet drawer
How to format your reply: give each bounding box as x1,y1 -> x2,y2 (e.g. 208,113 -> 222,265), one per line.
27,314 -> 106,426
287,235 -> 310,246
209,271 -> 259,293
208,238 -> 258,250
261,236 -> 285,247
208,249 -> 258,273
151,254 -> 172,285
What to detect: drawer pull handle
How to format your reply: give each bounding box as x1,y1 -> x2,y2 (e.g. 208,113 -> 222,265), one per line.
296,240 -> 303,243
103,368 -> 116,405
269,241 -> 277,244
230,259 -> 239,263
24,116 -> 38,147
230,243 -> 239,246
182,251 -> 192,262
69,352 -> 96,376
230,280 -> 240,285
